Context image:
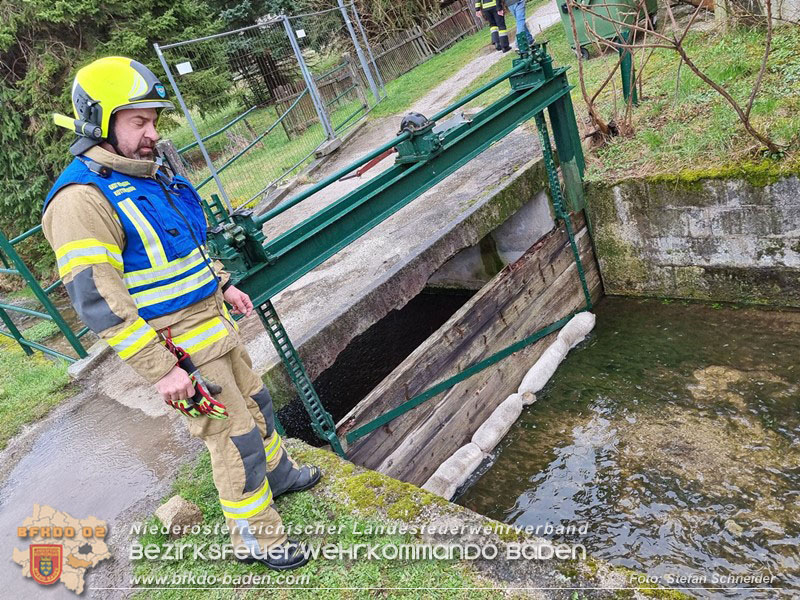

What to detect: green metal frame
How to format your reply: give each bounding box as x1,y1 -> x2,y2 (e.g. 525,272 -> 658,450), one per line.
206,36 -> 590,458
0,226 -> 90,362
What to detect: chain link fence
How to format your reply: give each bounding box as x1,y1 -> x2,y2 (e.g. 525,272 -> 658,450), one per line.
154,3 -> 383,212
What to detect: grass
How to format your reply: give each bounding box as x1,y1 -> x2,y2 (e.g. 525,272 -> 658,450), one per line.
20,319 -> 61,343
371,0 -> 551,119
455,14 -> 800,182
167,94 -> 366,209
131,445 -> 503,599
0,335 -> 72,450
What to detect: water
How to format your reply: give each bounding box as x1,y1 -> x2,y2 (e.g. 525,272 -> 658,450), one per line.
457,297 -> 800,598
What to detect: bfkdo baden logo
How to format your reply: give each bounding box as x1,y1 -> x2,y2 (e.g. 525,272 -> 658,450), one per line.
13,504 -> 111,595
30,544 -> 63,585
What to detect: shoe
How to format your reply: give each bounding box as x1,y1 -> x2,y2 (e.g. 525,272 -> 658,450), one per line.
290,465 -> 322,493
273,465 -> 322,499
502,46 -> 511,53
237,539 -> 310,571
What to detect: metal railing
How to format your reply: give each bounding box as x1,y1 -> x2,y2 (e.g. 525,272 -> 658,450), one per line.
0,226 -> 90,362
154,4 -> 385,214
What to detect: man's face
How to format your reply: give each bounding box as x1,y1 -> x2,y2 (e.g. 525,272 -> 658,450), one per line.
109,108 -> 160,160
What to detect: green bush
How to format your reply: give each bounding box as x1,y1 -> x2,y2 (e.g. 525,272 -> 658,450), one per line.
0,0 -> 224,253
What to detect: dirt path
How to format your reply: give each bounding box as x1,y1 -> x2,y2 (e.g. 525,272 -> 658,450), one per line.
410,2 -> 563,118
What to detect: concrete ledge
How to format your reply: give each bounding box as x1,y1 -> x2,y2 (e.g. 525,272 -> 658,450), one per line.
587,174 -> 800,307
67,339 -> 112,381
314,137 -> 342,157
283,439 -> 689,598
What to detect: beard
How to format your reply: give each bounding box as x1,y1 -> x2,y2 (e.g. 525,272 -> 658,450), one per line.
132,145 -> 155,160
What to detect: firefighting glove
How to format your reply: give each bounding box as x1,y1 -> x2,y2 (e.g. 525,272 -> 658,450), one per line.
188,372 -> 229,419
165,377 -> 228,419
166,396 -> 204,418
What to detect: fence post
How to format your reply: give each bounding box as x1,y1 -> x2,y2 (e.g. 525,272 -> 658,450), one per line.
349,4 -> 386,96
156,139 -> 188,178
337,0 -> 381,103
153,43 -> 235,214
468,0 -> 483,29
282,17 -> 337,141
344,54 -> 369,110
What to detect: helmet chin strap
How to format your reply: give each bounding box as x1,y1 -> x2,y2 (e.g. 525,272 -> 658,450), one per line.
105,115 -> 126,157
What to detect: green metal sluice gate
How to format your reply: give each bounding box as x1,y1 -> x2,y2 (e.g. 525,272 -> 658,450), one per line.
203,37 -> 594,458
2,37 -> 591,455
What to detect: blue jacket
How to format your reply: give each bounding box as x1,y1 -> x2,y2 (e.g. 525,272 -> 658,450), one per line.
44,156 -> 219,320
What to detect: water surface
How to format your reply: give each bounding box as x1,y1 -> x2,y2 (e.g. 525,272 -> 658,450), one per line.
458,297 -> 800,598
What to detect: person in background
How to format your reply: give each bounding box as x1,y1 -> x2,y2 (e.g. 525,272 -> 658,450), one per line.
475,0 -> 511,52
506,0 -> 535,47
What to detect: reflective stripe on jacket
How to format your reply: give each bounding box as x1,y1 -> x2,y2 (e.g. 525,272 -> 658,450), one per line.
44,156 -> 218,320
42,146 -> 239,383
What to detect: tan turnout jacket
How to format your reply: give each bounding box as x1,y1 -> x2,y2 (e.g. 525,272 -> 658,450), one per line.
43,146 -> 240,383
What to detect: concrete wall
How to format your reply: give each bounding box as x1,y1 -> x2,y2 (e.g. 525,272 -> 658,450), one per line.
587,173 -> 800,306
426,189 -> 555,290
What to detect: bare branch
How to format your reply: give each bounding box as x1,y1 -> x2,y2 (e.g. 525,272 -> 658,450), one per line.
576,4 -> 677,43
591,56 -> 624,104
746,0 -> 772,118
665,1 -> 681,40
565,0 -> 610,135
571,0 -> 781,152
677,2 -> 705,46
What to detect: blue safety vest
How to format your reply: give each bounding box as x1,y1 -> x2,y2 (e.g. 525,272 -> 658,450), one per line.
43,156 -> 219,320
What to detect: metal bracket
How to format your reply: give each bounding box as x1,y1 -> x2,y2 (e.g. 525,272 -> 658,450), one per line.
394,113 -> 443,164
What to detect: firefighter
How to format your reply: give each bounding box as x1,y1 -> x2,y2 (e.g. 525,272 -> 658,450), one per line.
475,0 -> 511,52
42,56 -> 321,571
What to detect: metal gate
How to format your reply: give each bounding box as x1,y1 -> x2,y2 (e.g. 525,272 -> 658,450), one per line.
154,3 -> 384,214
0,226 -> 90,362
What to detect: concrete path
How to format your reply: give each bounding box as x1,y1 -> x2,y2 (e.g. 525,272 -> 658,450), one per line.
526,0 -> 563,40
0,7 -> 561,596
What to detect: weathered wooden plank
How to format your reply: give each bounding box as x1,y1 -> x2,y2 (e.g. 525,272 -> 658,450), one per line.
378,238 -> 599,482
382,244 -> 601,483
338,212 -> 602,483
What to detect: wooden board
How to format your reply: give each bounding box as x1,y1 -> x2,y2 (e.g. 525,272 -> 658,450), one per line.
336,212 -> 603,485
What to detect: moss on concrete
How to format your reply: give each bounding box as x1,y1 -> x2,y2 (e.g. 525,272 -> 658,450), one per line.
478,235 -> 504,280
614,568 -> 694,600
643,159 -> 799,190
591,227 -> 650,293
135,439 -> 670,598
585,171 -> 800,307
467,157 -> 549,221
260,362 -> 296,412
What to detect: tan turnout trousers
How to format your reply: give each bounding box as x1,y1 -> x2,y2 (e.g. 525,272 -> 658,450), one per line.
186,344 -> 304,554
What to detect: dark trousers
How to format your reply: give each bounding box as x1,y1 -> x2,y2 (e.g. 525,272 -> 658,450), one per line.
483,7 -> 510,51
